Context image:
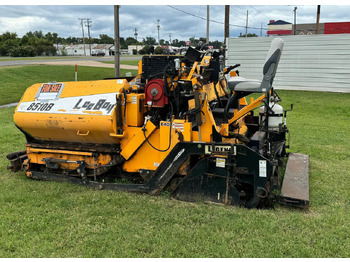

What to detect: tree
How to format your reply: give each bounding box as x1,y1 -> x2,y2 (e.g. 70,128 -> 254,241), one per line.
239,33 -> 258,37
45,32 -> 53,41
125,37 -> 139,46
26,31 -> 34,38
209,40 -> 223,49
171,39 -> 186,47
142,37 -> 156,45
1,31 -> 17,41
99,34 -> 114,44
120,37 -> 127,49
154,46 -> 164,54
33,30 -> 44,39
52,33 -> 58,47
159,39 -> 165,45
189,37 -> 200,46
21,35 -> 29,45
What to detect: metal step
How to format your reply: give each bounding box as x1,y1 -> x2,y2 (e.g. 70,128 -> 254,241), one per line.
280,153 -> 309,208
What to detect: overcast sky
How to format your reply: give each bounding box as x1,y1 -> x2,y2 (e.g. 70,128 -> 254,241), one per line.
1,5 -> 350,42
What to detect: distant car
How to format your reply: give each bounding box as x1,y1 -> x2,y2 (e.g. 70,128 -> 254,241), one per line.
92,52 -> 105,56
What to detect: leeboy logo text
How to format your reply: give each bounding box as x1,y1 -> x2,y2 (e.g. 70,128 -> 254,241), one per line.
73,98 -> 115,114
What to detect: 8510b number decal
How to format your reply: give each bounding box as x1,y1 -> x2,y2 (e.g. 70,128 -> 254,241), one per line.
26,102 -> 54,112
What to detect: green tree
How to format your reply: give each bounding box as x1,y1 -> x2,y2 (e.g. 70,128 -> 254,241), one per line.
209,40 -> 223,49
33,30 -> 44,38
154,46 -> 164,54
125,37 -> 138,46
1,31 -> 17,41
99,34 -> 114,44
189,37 -> 200,46
239,33 -> 258,37
142,37 -> 156,45
25,31 -> 34,38
171,39 -> 186,47
52,33 -> 58,47
45,32 -> 53,41
120,37 -> 127,49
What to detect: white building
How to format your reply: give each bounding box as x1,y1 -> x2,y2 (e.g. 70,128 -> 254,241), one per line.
57,44 -> 113,56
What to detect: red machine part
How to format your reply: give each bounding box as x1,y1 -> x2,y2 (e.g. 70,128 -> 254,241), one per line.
145,79 -> 168,107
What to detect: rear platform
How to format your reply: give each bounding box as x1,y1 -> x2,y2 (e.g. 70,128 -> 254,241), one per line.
280,153 -> 309,208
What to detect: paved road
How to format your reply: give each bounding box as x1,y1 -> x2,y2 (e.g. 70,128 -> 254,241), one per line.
0,56 -> 142,67
31,60 -> 138,70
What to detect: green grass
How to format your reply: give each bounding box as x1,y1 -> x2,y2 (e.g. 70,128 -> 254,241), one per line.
0,65 -> 138,105
103,60 -> 139,66
0,90 -> 350,257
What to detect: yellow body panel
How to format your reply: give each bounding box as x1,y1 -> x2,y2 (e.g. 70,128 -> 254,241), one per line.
26,146 -> 112,171
14,79 -> 131,144
125,93 -> 145,127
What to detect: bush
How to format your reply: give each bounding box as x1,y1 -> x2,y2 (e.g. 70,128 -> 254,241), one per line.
138,49 -> 146,55
154,46 -> 164,54
9,46 -> 37,57
43,45 -> 57,56
138,45 -> 151,55
0,46 -> 8,56
36,45 -> 45,56
60,47 -> 68,56
132,49 -> 137,55
32,45 -> 56,56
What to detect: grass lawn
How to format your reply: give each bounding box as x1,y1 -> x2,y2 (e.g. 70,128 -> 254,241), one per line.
0,89 -> 349,257
0,65 -> 138,105
103,60 -> 140,66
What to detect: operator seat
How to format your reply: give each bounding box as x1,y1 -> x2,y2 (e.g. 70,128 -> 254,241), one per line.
226,37 -> 284,93
222,38 -> 284,122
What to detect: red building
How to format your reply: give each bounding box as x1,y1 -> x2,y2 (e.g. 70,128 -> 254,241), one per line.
267,20 -> 350,35
324,22 -> 350,34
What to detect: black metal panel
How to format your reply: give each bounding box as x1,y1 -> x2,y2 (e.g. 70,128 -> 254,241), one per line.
172,157 -> 240,206
141,55 -> 182,81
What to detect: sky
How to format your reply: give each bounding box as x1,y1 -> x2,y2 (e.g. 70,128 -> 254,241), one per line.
1,5 -> 350,42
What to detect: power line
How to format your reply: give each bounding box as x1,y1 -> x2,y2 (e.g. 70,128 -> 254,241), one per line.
230,7 -> 246,16
249,6 -> 271,20
193,5 -> 202,39
230,8 -> 246,23
167,5 -> 268,30
236,6 -> 246,13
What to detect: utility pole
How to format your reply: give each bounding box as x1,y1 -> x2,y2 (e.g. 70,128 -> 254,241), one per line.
134,28 -> 138,40
224,5 -> 229,44
260,23 -> 263,37
157,19 -> 160,45
85,18 -> 92,55
79,18 -> 86,56
169,33 -> 172,44
206,5 -> 209,43
316,5 -> 321,34
294,7 -> 297,35
245,10 -> 248,37
134,28 -> 138,52
114,5 -> 120,77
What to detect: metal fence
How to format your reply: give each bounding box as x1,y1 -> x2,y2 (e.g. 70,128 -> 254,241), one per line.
226,34 -> 350,93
